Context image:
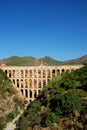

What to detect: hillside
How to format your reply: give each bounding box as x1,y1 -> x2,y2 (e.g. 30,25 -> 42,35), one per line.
0,55 -> 87,66
15,65 -> 87,130
0,56 -> 62,66
0,69 -> 26,130
42,56 -> 63,65
65,55 -> 87,65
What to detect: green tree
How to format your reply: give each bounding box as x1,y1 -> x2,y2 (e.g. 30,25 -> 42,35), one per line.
61,91 -> 81,114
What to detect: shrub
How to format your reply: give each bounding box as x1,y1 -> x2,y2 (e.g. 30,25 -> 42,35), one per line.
45,111 -> 59,126
6,112 -> 14,122
61,91 -> 81,114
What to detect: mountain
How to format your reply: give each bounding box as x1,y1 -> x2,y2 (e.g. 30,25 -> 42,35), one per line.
42,56 -> 63,65
65,55 -> 87,65
0,56 -> 63,66
0,54 -> 87,66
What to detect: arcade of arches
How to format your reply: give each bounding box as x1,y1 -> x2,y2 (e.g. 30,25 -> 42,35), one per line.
0,64 -> 82,102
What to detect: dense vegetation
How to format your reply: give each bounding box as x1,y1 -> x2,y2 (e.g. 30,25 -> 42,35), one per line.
0,69 -> 25,130
15,65 -> 87,130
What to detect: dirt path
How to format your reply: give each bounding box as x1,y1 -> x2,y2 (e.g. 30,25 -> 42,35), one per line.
4,114 -> 20,130
4,104 -> 28,130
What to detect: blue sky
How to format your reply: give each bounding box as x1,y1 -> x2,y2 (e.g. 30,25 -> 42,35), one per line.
0,0 -> 87,61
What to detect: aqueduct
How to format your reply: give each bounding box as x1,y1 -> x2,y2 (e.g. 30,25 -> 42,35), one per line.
0,64 -> 82,102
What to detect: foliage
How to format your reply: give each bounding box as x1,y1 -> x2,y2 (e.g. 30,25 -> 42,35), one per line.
0,69 -> 15,96
6,112 -> 14,122
14,65 -> 87,129
0,69 -> 25,130
60,65 -> 87,91
45,111 -> 59,126
60,91 -> 81,114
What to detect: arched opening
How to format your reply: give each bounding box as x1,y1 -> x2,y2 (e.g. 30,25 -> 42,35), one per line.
5,70 -> 7,74
34,90 -> 37,98
13,70 -> 15,78
34,69 -> 37,78
21,79 -> 23,88
13,79 -> 15,84
47,79 -> 50,83
29,79 -> 32,88
29,90 -> 32,98
52,69 -> 55,77
38,90 -> 41,94
17,79 -> 19,88
43,70 -> 46,78
29,70 -> 32,78
21,70 -> 24,78
38,70 -> 41,78
21,89 -> 23,95
61,69 -> 65,75
43,80 -> 46,87
38,79 -> 41,88
57,69 -> 60,75
34,79 -> 37,88
25,79 -> 28,88
9,70 -> 11,78
66,69 -> 70,74
25,70 -> 28,78
25,89 -> 28,97
47,70 -> 50,78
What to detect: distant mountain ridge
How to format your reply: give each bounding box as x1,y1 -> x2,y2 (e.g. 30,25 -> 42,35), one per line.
0,54 -> 87,66
65,55 -> 87,65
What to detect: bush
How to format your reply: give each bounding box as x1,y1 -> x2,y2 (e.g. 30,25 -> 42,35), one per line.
61,91 -> 81,114
45,111 -> 59,126
6,112 -> 14,122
